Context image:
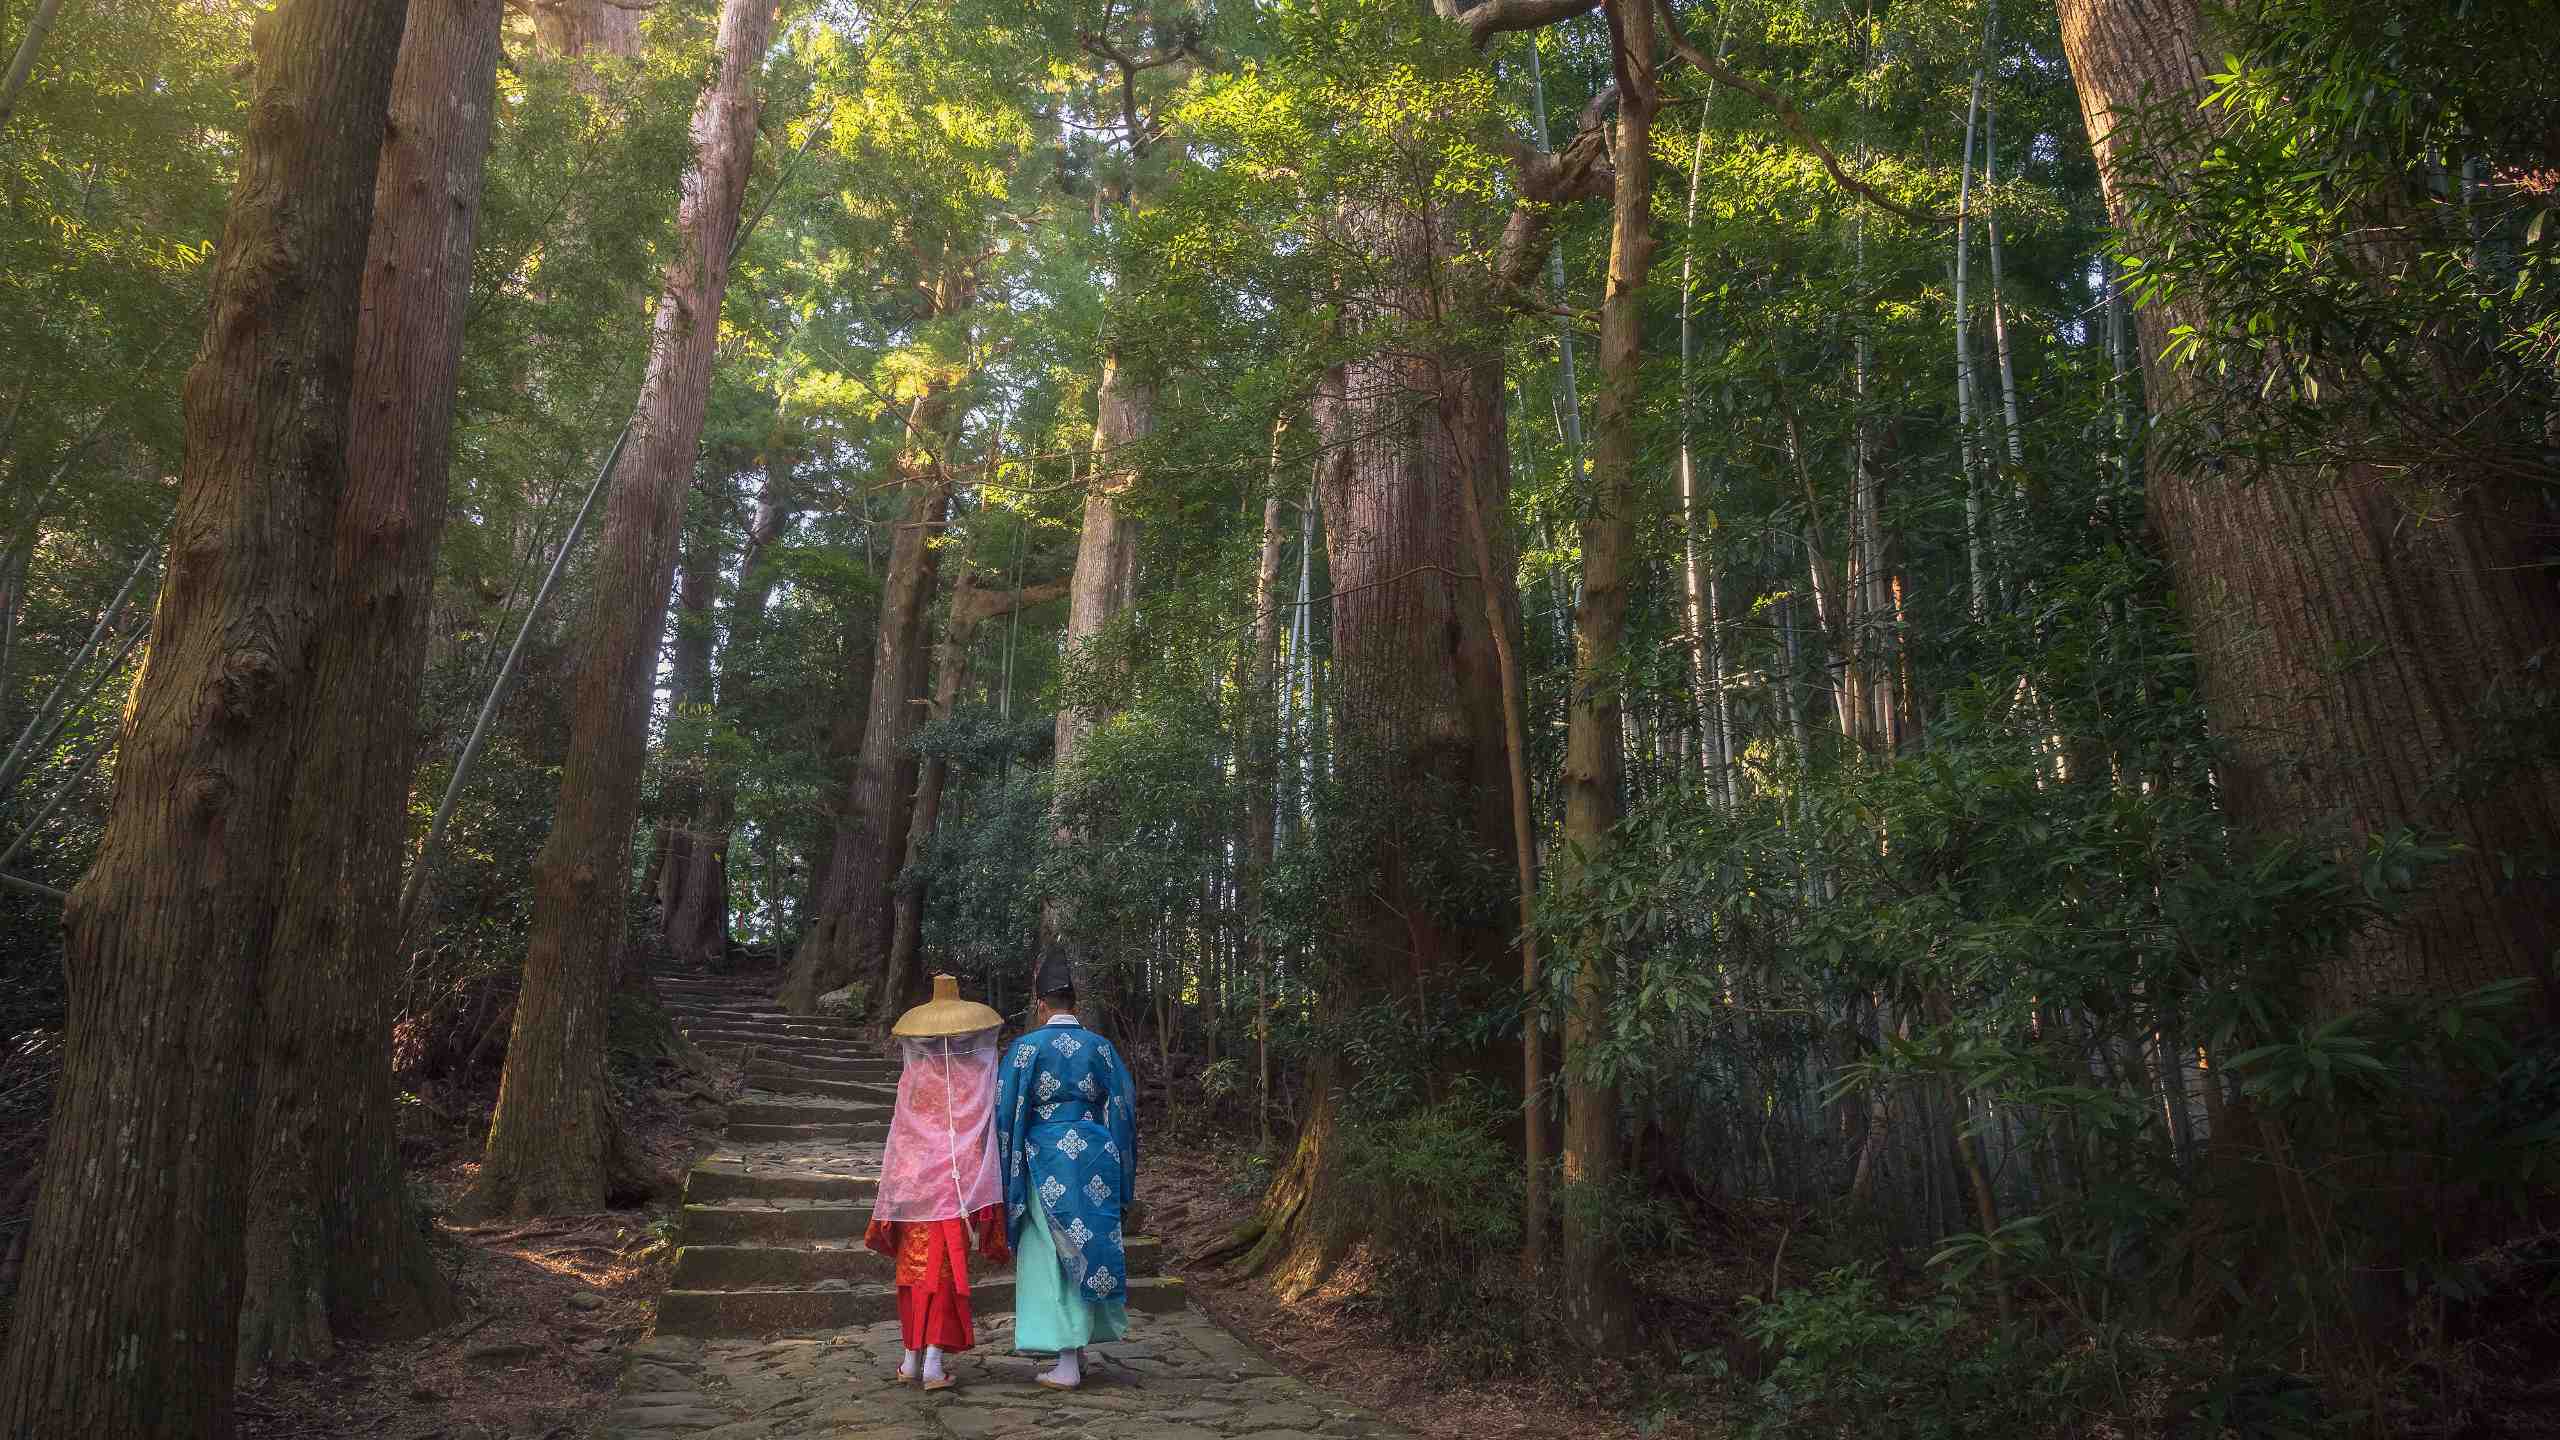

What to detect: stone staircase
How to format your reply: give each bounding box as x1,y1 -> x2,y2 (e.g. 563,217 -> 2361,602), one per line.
653,972 -> 1187,1339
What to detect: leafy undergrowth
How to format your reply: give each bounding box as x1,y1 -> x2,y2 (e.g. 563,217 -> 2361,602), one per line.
233,1055 -> 735,1440
1150,1139 -> 1732,1440
1151,1132 -> 2560,1440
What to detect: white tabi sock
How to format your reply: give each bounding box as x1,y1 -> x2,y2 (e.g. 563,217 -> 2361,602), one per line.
922,1345 -> 947,1383
898,1348 -> 919,1380
1041,1346 -> 1082,1387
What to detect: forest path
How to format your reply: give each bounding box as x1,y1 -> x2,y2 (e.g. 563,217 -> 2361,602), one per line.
600,973 -> 1413,1440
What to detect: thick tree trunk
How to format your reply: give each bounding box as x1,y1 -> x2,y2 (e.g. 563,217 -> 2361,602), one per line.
883,575 -> 1068,994
1243,193 -> 1527,1288
527,0 -> 640,64
234,0 -> 502,1375
655,501 -> 725,963
1035,349 -> 1153,981
783,385 -> 959,1017
462,0 -> 777,1219
2058,0 -> 2560,1018
1558,0 -> 1654,1352
805,593 -> 876,922
664,450 -> 795,966
0,0 -> 408,1428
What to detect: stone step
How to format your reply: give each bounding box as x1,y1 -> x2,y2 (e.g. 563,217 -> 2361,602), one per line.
742,1062 -> 898,1102
727,1119 -> 890,1144
680,1202 -> 873,1244
679,1026 -> 885,1054
683,1164 -> 878,1205
731,1098 -> 890,1127
663,998 -> 851,1018
669,1235 -> 1164,1290
695,1045 -> 897,1079
668,1008 -> 864,1035
671,1012 -> 870,1035
654,1275 -> 1188,1338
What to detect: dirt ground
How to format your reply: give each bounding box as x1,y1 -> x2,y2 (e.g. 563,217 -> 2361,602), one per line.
234,1060 -> 736,1440
1144,1142 -> 1732,1440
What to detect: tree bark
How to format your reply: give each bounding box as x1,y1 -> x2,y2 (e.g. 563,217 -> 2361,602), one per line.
0,0 -> 69,132
883,575 -> 1069,996
654,495 -> 725,963
1242,194 -> 1528,1288
0,0 -> 409,1427
664,447 -> 798,966
1244,432 -> 1291,1152
526,0 -> 640,65
2058,0 -> 2560,1018
783,381 -> 960,1017
805,587 -> 877,924
1558,0 -> 1654,1352
462,0 -> 778,1219
1035,348 -> 1152,981
234,0 -> 502,1375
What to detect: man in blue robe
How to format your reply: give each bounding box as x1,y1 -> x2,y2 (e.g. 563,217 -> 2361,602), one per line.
995,951 -> 1138,1391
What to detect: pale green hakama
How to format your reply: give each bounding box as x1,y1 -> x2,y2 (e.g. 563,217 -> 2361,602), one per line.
1012,1198 -> 1128,1353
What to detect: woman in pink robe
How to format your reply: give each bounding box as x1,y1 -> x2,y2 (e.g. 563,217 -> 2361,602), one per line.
863,975 -> 1008,1391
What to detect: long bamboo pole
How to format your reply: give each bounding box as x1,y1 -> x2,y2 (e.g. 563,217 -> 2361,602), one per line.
1980,0 -> 2024,470
1676,9 -> 1738,807
0,543 -> 153,796
396,419 -> 632,940
1954,58 -> 1988,618
0,0 -> 70,131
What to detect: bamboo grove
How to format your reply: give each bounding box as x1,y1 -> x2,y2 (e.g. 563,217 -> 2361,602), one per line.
0,0 -> 2553,1433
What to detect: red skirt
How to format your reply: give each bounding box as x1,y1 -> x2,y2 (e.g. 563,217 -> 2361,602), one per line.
864,1207 -> 1008,1353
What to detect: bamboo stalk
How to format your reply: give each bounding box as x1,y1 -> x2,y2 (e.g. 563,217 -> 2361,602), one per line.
397,419 -> 632,940
1981,24 -> 2025,473
0,544 -> 153,797
1954,59 -> 1988,618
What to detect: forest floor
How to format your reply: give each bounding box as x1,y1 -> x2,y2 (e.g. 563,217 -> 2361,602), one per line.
233,1056 -> 738,1440
1144,1141 -> 1737,1440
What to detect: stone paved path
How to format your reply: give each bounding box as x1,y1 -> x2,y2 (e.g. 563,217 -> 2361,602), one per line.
602,974 -> 1413,1440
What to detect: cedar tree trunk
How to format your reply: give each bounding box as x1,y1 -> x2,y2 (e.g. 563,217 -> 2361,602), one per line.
462,0 -> 778,1219
0,0 -> 407,1428
234,0 -> 503,1373
654,499 -> 725,963
2057,0 -> 2560,1018
783,383 -> 959,1017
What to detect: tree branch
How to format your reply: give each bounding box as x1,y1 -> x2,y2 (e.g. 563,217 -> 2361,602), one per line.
1077,29 -> 1198,158
952,575 -> 1071,627
1494,85 -> 1620,294
1434,0 -> 1604,49
1652,0 -> 1954,226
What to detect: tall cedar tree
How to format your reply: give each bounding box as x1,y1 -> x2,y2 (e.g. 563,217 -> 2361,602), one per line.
652,502 -> 726,962
656,448 -> 799,965
2056,0 -> 2560,1018
1037,347 -> 1150,976
235,0 -> 506,1370
464,0 -> 782,1218
0,0 -> 410,1427
783,361 -> 962,1017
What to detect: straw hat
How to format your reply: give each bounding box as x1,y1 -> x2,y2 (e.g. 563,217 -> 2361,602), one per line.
892,973 -> 1003,1038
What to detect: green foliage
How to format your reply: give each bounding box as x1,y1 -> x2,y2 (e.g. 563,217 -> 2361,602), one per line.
2116,0 -> 2560,500
1331,1086 -> 1539,1373
1733,1264 -> 2141,1440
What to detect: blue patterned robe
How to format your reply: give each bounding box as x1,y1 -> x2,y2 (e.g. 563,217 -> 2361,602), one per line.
996,1020 -> 1138,1306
